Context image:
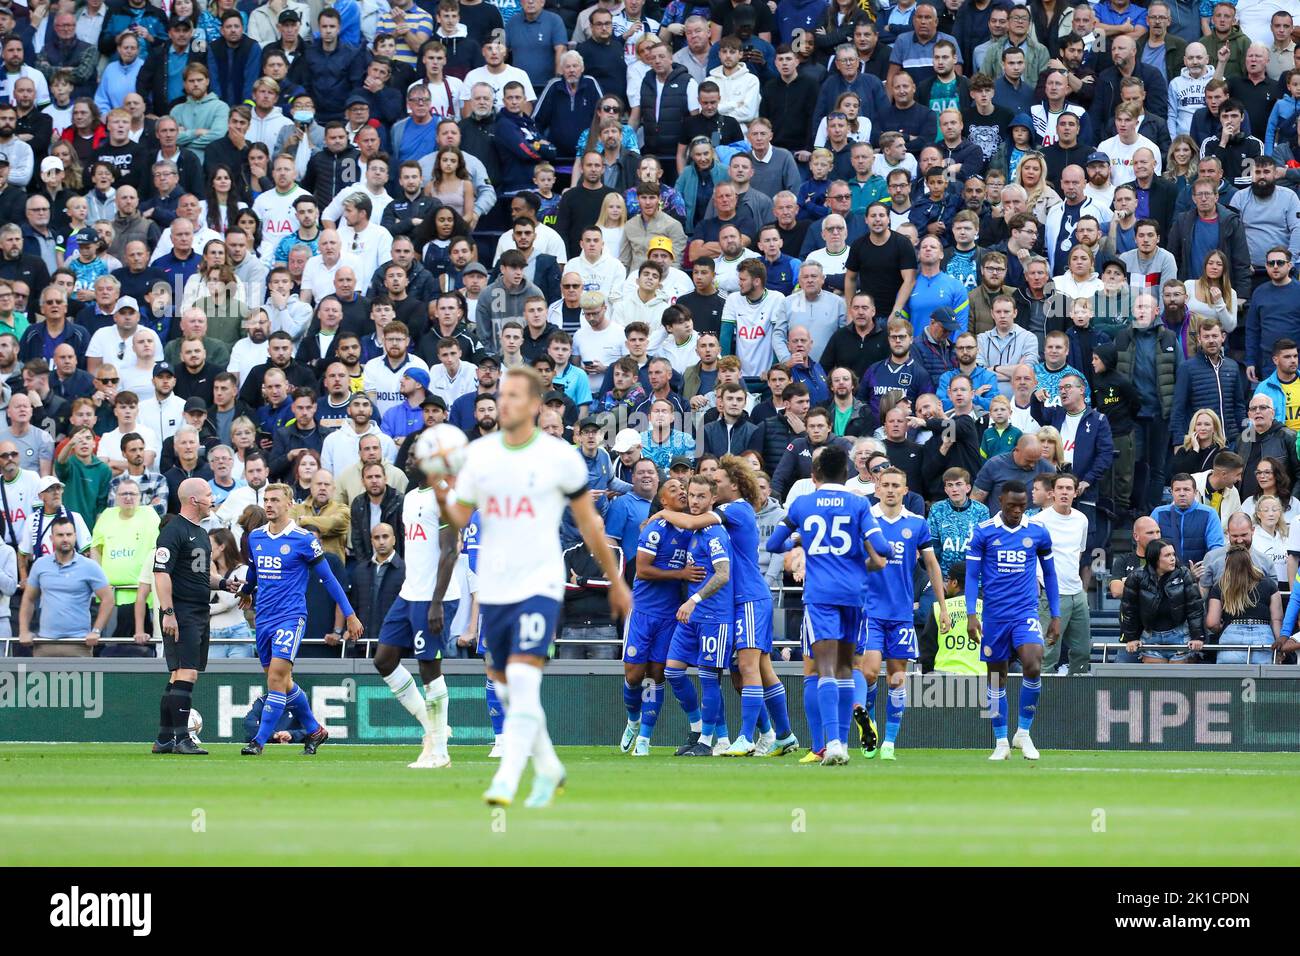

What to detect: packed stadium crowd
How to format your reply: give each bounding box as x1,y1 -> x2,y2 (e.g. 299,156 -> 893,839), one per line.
2,0 -> 1300,676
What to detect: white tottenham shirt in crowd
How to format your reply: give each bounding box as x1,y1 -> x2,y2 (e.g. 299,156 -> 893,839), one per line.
723,287 -> 785,378
453,429 -> 589,605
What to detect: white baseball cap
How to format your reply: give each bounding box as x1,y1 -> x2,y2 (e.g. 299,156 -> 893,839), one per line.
611,428 -> 641,453
40,156 -> 64,174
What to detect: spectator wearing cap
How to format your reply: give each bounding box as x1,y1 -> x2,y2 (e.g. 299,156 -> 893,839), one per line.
609,427 -> 644,483
910,307 -> 961,383
138,360 -> 189,443
380,367 -> 433,443
447,354 -> 498,435
65,227 -> 110,298
246,0 -> 307,46
86,296 -> 160,376
0,149 -> 27,226
159,391 -> 219,472
18,475 -> 92,577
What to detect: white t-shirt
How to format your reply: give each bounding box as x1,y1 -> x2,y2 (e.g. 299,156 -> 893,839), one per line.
228,338 -> 270,386
409,75 -> 467,120
567,253 -> 627,297
805,245 -> 849,281
399,485 -> 460,603
87,326 -> 163,367
656,332 -> 699,376
0,468 -> 41,548
1096,133 -> 1162,185
453,429 -> 589,604
462,65 -> 536,107
319,424 -> 398,478
302,253 -> 362,303
98,423 -> 161,465
335,222 -> 394,290
573,322 -> 629,393
362,354 -> 431,418
723,289 -> 785,378
253,186 -> 311,262
1029,506 -> 1088,595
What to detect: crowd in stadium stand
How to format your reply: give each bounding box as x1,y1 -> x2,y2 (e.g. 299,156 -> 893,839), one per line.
4,0 -> 1300,670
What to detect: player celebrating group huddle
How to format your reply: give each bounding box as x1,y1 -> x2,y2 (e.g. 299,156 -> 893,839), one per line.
240,484 -> 363,756
621,478 -> 702,755
434,367 -> 631,808
654,456 -> 797,757
860,468 -> 949,761
965,482 -> 1060,761
767,446 -> 887,766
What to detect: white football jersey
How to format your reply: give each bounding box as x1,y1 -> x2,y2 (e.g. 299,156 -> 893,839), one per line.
399,486 -> 460,603
453,430 -> 588,604
0,468 -> 40,548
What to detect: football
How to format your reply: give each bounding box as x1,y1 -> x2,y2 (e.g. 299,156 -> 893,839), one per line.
188,708 -> 203,742
413,423 -> 469,476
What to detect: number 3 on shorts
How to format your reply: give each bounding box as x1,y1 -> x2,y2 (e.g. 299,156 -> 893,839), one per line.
518,613 -> 547,651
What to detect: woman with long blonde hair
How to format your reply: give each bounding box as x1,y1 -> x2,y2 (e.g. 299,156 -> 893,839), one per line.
1186,249 -> 1237,328
1165,134 -> 1199,184
1205,544 -> 1282,664
1248,493 -> 1290,584
1170,408 -> 1227,476
1013,152 -> 1060,222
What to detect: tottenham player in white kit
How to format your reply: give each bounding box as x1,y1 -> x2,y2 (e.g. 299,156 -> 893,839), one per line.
372,476 -> 460,769
434,367 -> 631,808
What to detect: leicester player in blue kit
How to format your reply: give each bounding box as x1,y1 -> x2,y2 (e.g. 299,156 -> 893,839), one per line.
665,474 -> 735,758
860,468 -> 949,760
766,446 -> 887,766
240,484 -> 363,755
621,478 -> 705,755
656,456 -> 798,757
965,481 -> 1061,761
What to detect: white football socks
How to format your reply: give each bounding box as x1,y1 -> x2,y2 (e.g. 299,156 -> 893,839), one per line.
424,675 -> 449,754
492,662 -> 544,794
383,665 -> 433,736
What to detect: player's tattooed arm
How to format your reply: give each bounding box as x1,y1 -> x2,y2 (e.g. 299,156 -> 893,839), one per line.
694,558 -> 730,601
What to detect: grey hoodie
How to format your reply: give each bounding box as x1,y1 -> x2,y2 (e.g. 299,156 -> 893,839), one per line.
755,496 -> 785,589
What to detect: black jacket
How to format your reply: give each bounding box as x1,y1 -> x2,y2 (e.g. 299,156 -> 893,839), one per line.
353,552 -> 405,640
1120,563 -> 1205,642
702,412 -> 757,457
1165,204 -> 1252,298
381,192 -> 440,239
746,412 -> 798,475
639,63 -> 694,156
269,422 -> 325,481
350,486 -> 404,562
770,434 -> 854,500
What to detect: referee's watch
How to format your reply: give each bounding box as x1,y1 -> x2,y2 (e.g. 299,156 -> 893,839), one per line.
161,608 -> 175,618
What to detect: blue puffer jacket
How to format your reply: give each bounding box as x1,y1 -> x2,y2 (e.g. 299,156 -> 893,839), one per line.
1150,501 -> 1225,563
1171,352 -> 1249,445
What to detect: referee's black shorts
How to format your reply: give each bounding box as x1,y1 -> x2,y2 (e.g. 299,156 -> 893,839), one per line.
162,611 -> 211,672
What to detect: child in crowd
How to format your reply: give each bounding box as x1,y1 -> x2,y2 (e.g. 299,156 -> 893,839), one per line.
980,394 -> 1022,459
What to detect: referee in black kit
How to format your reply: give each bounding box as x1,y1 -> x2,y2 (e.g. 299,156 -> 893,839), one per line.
151,477 -> 225,755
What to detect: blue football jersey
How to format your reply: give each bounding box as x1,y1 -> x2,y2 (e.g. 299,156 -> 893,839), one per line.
785,484 -> 885,606
686,524 -> 734,623
462,509 -> 480,574
965,515 -> 1055,622
717,500 -> 769,604
633,516 -> 693,618
248,523 -> 327,624
864,505 -> 932,620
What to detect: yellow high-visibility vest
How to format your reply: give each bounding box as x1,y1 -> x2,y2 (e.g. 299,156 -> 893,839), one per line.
933,596 -> 987,675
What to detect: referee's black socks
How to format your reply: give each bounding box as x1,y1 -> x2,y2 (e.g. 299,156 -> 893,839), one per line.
157,681 -> 175,745
170,680 -> 194,742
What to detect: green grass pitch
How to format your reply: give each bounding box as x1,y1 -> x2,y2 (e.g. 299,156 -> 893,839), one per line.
2,744 -> 1298,865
